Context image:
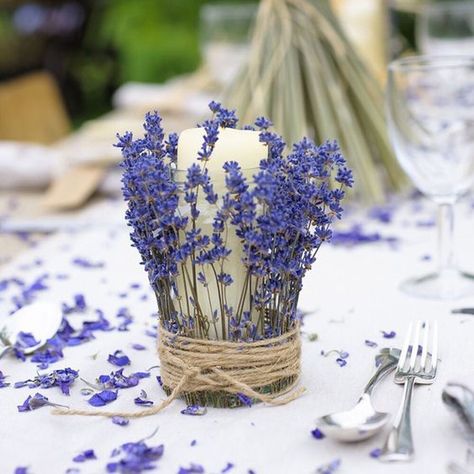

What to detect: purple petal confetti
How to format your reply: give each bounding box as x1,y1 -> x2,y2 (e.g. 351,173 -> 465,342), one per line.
108,350 -> 131,367
73,449 -> 97,463
97,369 -> 149,390
14,368 -> 78,395
134,396 -> 154,407
0,370 -> 10,388
364,340 -> 378,348
178,463 -> 205,474
106,440 -> 164,473
181,405 -> 207,416
131,343 -> 147,351
88,390 -> 118,407
112,416 -> 130,427
370,448 -> 382,459
72,257 -> 104,269
17,392 -> 63,412
190,439 -> 197,447
221,462 -> 234,473
316,458 -> 341,474
14,468 -> 29,474
311,428 -> 325,439
381,330 -> 396,339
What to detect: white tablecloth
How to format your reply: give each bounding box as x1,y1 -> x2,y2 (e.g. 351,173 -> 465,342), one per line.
1,197 -> 474,474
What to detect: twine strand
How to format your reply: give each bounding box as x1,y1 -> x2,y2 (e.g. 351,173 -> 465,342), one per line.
53,326 -> 303,418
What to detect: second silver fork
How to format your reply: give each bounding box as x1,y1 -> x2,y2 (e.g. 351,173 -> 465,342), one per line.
379,320 -> 438,462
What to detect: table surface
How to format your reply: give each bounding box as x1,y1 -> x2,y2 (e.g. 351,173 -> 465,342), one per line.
1,195 -> 474,474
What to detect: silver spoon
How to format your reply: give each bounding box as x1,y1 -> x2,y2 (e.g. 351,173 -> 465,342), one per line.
315,348 -> 400,442
0,301 -> 63,358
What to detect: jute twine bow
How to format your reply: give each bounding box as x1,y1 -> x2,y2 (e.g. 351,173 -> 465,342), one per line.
53,326 -> 304,418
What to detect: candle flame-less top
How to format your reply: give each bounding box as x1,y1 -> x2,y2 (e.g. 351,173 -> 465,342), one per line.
177,127 -> 267,172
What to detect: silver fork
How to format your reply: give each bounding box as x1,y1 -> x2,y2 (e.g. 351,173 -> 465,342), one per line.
379,320 -> 438,462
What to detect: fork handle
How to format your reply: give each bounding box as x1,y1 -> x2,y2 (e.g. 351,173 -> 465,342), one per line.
379,376 -> 416,462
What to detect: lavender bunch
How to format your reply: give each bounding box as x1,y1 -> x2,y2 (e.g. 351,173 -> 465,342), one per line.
117,102 -> 352,342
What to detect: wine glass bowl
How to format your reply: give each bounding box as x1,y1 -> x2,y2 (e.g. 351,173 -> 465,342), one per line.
387,56 -> 474,299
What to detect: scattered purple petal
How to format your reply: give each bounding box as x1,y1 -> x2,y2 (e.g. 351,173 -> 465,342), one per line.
112,416 -> 130,426
73,449 -> 97,463
17,392 -> 54,412
316,458 -> 341,474
221,462 -> 234,473
14,468 -> 29,474
181,405 -> 207,416
336,358 -> 347,367
14,368 -> 78,395
131,343 -> 146,351
134,397 -> 154,407
370,448 -> 382,459
364,340 -> 378,348
0,370 -> 10,388
311,428 -> 325,439
178,463 -> 205,474
72,257 -> 104,269
108,350 -> 131,367
381,330 -> 396,339
106,440 -> 164,473
97,369 -> 149,390
88,390 -> 118,407
190,440 -> 197,447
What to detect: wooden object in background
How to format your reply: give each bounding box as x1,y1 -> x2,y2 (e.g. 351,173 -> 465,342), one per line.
42,165 -> 106,210
0,71 -> 70,144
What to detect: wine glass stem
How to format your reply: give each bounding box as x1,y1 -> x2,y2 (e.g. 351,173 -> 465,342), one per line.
437,202 -> 455,275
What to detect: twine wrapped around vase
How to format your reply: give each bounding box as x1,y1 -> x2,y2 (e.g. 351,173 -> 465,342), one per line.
53,326 -> 304,418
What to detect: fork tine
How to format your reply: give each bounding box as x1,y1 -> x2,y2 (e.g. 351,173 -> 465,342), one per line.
431,321 -> 439,371
398,322 -> 413,370
409,321 -> 422,370
420,321 -> 429,370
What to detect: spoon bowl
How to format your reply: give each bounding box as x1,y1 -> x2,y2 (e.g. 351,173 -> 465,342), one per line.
316,394 -> 391,442
0,301 -> 63,357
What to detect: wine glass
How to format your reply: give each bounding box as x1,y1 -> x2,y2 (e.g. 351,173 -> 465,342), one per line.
387,56 -> 474,299
417,1 -> 474,56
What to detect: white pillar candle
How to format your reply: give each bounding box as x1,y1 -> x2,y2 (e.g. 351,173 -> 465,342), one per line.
177,127 -> 267,339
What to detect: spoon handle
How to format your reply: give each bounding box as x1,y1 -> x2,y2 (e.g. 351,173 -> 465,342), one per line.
363,355 -> 398,396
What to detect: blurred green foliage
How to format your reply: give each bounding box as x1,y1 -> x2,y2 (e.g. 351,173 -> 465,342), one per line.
85,0 -> 256,84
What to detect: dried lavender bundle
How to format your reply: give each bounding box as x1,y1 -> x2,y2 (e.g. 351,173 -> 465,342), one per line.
226,0 -> 406,202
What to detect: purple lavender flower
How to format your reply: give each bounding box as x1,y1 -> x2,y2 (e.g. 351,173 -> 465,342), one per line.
119,102 -> 352,341
106,440 -> 164,473
108,350 -> 131,367
73,449 -> 97,463
236,393 -> 253,407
